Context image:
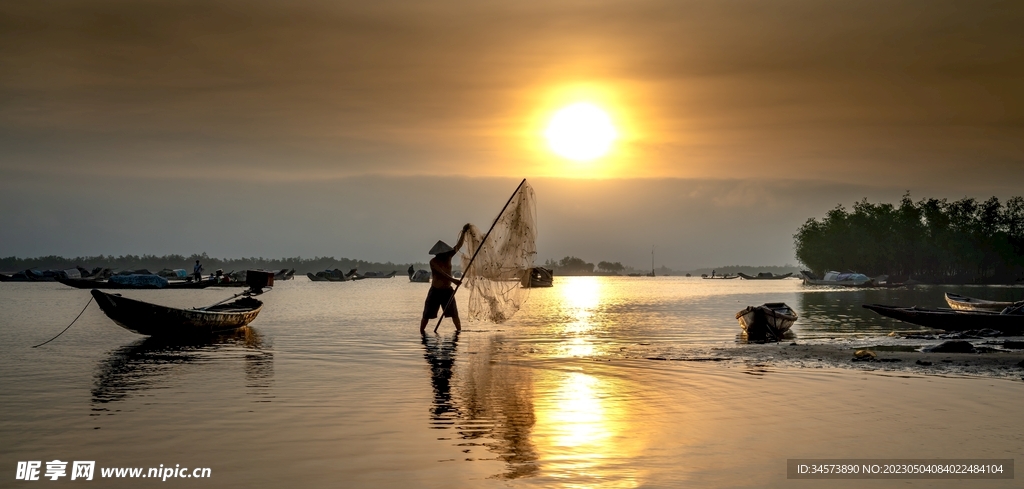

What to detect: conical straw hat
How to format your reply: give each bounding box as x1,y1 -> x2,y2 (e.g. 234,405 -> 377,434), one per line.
428,240 -> 454,255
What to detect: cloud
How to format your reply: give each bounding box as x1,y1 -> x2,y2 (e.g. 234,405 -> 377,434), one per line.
1,0 -> 1021,185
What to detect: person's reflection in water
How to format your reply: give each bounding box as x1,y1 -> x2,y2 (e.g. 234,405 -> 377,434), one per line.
421,332 -> 539,479
422,331 -> 461,421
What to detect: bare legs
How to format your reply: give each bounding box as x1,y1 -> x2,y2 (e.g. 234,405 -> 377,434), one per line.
420,312 -> 461,333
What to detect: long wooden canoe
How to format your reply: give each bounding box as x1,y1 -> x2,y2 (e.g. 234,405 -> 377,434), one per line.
862,303 -> 1024,333
737,272 -> 794,280
91,289 -> 263,336
945,292 -> 1023,313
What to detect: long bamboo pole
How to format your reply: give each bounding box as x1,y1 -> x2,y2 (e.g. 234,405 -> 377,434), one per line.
434,178 -> 527,332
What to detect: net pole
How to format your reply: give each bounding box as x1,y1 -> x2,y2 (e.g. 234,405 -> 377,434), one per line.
434,178 -> 527,332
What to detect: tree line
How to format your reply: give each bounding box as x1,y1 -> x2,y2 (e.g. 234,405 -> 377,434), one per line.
542,256 -> 629,275
794,194 -> 1024,283
0,253 -> 421,275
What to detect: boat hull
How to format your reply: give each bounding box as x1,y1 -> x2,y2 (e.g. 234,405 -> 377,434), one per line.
944,293 -> 1021,313
863,304 -> 1024,333
738,273 -> 794,280
736,302 -> 797,340
91,289 -> 262,336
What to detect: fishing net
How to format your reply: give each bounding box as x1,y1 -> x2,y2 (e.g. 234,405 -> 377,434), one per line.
459,181 -> 537,323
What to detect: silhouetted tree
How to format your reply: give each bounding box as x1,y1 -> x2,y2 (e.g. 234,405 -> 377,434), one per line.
794,194 -> 1024,283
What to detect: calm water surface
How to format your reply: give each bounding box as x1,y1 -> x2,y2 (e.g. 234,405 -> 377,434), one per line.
1,278 -> 1022,488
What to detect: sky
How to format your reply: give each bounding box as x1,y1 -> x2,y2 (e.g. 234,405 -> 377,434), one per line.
1,0 -> 1022,269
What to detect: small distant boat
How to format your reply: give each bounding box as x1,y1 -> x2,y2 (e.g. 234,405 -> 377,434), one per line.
701,274 -> 739,279
945,293 -> 1023,313
800,270 -> 873,287
307,268 -> 360,282
862,304 -> 1024,333
521,267 -> 553,288
358,270 -> 398,279
274,269 -> 296,281
90,271 -> 273,336
738,272 -> 793,280
410,269 -> 431,283
736,302 -> 798,340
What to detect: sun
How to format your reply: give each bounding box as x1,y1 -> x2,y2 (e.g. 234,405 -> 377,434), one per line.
544,103 -> 618,161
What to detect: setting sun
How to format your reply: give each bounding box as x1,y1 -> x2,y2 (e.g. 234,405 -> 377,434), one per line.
545,103 -> 618,161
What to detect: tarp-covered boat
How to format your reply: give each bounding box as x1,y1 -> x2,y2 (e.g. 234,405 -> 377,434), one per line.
58,277 -> 216,290
409,269 -> 431,283
862,304 -> 1024,333
800,270 -> 873,287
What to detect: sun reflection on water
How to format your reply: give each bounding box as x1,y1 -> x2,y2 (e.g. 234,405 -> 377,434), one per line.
556,277 -> 603,357
531,277 -> 640,487
533,369 -> 641,488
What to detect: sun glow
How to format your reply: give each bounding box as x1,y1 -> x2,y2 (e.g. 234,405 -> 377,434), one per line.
545,103 -> 618,161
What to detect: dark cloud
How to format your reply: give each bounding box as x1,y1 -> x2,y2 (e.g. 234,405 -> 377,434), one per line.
2,0 -> 1022,182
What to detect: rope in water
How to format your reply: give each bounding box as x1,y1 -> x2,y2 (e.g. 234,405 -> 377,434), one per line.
32,296 -> 94,348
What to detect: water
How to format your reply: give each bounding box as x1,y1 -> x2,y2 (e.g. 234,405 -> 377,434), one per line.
1,278 -> 1022,488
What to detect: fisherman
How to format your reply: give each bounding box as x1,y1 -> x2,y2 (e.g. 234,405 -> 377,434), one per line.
408,264 -> 415,279
193,260 -> 203,282
420,224 -> 470,333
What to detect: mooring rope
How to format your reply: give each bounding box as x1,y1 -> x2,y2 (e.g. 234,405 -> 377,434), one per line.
32,296 -> 94,348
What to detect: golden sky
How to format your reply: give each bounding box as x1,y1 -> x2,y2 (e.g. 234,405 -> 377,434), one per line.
2,0 -> 1021,184
1,1 -> 1022,264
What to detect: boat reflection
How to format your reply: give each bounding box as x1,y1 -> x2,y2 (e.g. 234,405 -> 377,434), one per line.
91,327 -> 273,410
421,332 -> 539,479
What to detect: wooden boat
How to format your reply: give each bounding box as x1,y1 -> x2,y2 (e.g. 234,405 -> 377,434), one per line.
89,271 -> 273,336
358,270 -> 398,279
701,274 -> 739,279
90,289 -> 263,336
738,272 -> 793,280
521,267 -> 553,288
944,293 -> 1023,313
58,277 -> 216,290
306,268 -> 360,282
274,269 -> 296,281
736,302 -> 798,340
862,304 -> 1024,333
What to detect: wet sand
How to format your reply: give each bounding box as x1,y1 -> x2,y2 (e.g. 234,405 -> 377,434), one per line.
720,341 -> 1024,378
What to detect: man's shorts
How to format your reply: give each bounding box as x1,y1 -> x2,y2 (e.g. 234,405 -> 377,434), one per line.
423,286 -> 458,320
